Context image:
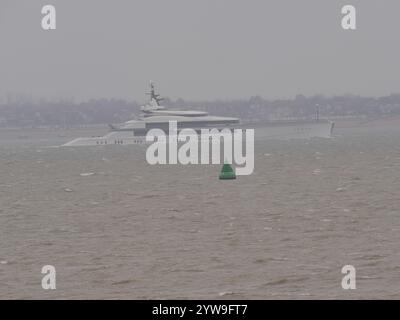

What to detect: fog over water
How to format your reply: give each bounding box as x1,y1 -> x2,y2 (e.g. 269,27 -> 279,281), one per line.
1,0 -> 400,300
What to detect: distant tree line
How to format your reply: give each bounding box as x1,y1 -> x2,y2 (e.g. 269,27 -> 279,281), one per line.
1,93 -> 400,127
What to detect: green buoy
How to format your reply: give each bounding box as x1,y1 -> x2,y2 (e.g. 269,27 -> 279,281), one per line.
219,163 -> 236,180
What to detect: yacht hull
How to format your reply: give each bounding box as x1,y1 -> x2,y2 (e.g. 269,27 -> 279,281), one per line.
250,120 -> 334,140
61,121 -> 334,146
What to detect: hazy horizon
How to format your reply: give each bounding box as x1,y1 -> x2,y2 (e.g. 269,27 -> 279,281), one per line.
1,0 -> 400,102
3,1 -> 400,302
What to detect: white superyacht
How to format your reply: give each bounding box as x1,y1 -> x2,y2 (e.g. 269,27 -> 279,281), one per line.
62,82 -> 333,147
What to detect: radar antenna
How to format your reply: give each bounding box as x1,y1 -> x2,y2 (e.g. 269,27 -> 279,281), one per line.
146,81 -> 164,106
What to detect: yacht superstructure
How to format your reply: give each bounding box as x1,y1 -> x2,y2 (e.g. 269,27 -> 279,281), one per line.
109,82 -> 239,134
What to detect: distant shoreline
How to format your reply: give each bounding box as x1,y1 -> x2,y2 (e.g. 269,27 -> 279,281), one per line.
1,115 -> 400,132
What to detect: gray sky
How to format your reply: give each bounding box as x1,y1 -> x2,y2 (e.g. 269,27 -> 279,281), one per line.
1,0 -> 400,102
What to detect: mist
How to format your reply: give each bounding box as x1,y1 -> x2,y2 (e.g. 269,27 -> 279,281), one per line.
1,0 -> 400,102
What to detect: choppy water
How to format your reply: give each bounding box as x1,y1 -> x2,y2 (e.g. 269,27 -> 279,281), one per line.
1,125 -> 400,299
